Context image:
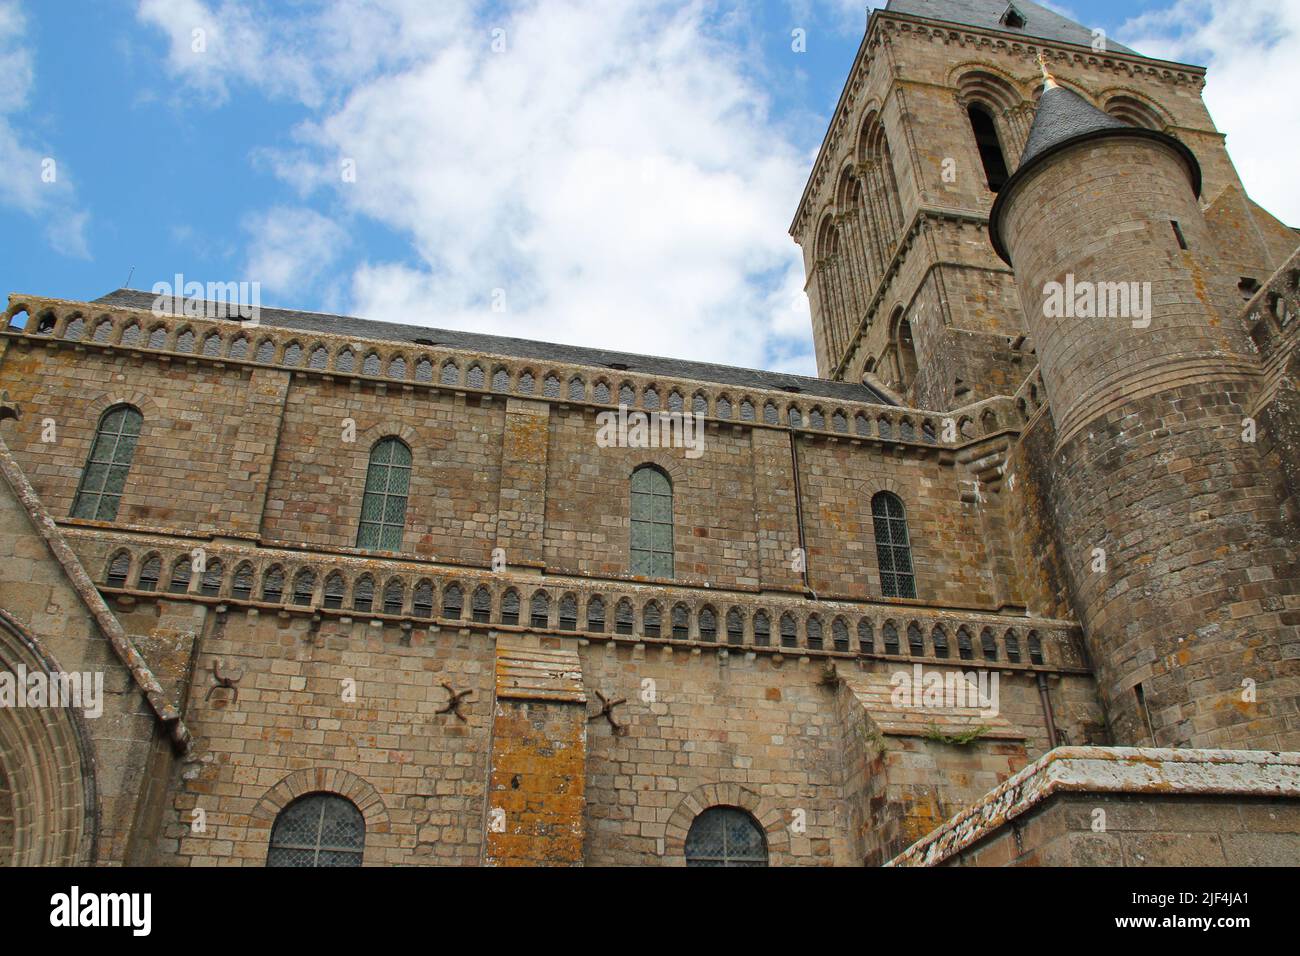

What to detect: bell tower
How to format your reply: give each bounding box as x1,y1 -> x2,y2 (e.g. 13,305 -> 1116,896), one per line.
791,0 -> 1296,410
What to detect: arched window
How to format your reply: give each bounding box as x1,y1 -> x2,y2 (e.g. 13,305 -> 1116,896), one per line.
684,807 -> 768,867
530,590 -> 550,628
559,593 -> 578,631
357,438 -> 411,551
201,559 -> 224,597
105,550 -> 131,588
585,595 -> 604,632
266,793 -> 365,867
967,102 -> 1009,192
383,578 -> 404,615
472,586 -> 492,623
72,405 -> 143,521
412,580 -> 433,618
138,554 -> 161,592
502,588 -> 521,626
872,492 -> 916,599
442,583 -> 463,620
324,572 -> 346,609
292,568 -> 315,606
630,466 -> 673,578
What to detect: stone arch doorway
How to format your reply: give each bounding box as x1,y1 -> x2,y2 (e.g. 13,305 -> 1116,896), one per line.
0,609 -> 98,865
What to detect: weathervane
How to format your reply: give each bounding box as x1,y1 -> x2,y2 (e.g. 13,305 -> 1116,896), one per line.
1037,51 -> 1059,90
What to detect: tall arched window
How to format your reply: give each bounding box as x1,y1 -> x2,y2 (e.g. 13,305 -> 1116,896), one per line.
684,807 -> 768,867
266,793 -> 364,867
967,103 -> 1010,192
72,405 -> 143,521
630,465 -> 673,578
357,437 -> 411,551
872,492 -> 916,599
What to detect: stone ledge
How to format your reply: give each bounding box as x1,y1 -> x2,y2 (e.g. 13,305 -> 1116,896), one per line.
887,746 -> 1300,867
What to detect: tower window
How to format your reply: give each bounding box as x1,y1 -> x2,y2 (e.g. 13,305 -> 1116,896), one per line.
967,103 -> 1010,192
1171,220 -> 1188,250
1000,4 -> 1026,29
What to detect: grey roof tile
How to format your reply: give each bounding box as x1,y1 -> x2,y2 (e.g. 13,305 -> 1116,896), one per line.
1018,83 -> 1129,167
885,0 -> 1139,55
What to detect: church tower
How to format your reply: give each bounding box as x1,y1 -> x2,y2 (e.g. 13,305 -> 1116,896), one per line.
792,0 -> 1295,410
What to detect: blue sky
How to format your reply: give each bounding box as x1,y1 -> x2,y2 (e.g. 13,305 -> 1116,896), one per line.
1,0 -> 1296,375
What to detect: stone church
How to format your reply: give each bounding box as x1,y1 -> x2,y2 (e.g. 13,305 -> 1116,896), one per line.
1,0 -> 1299,867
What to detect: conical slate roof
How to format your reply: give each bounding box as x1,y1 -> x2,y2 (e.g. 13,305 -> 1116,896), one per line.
1018,84 -> 1129,167
988,82 -> 1202,264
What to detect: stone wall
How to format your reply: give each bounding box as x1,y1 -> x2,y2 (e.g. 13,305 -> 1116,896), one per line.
891,748 -> 1300,867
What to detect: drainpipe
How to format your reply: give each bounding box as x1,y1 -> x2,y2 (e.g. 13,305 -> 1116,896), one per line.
788,432 -> 815,598
1036,672 -> 1059,750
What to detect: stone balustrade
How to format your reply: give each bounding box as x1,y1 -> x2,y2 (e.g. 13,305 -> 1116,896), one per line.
83,531 -> 1088,673
4,295 -> 1032,449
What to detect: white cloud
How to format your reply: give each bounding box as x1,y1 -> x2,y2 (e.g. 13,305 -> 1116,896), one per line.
0,0 -> 90,258
142,0 -> 820,373
1122,0 -> 1300,225
243,206 -> 348,293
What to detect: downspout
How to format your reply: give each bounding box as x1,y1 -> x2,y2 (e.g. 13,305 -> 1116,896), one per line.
788,432 -> 816,600
1036,673 -> 1059,750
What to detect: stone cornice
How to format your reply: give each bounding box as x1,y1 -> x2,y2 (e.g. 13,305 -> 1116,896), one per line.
791,11 -> 1207,241
888,746 -> 1300,867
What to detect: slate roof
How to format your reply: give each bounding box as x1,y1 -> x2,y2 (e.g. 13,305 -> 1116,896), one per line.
987,83 -> 1202,264
91,288 -> 894,406
1018,83 -> 1130,167
885,0 -> 1139,55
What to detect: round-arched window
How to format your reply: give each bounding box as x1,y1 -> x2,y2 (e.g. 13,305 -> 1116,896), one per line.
267,793 -> 364,867
684,807 -> 768,867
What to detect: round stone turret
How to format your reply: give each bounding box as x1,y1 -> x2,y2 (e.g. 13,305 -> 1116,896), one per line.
990,75 -> 1300,750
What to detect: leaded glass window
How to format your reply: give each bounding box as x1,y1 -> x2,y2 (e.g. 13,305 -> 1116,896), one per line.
72,405 -> 142,521
266,794 -> 364,868
357,438 -> 411,551
872,492 -> 916,599
684,807 -> 768,867
630,466 -> 672,578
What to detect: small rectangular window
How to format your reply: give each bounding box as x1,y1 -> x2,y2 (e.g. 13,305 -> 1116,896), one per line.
1171,220 -> 1187,250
